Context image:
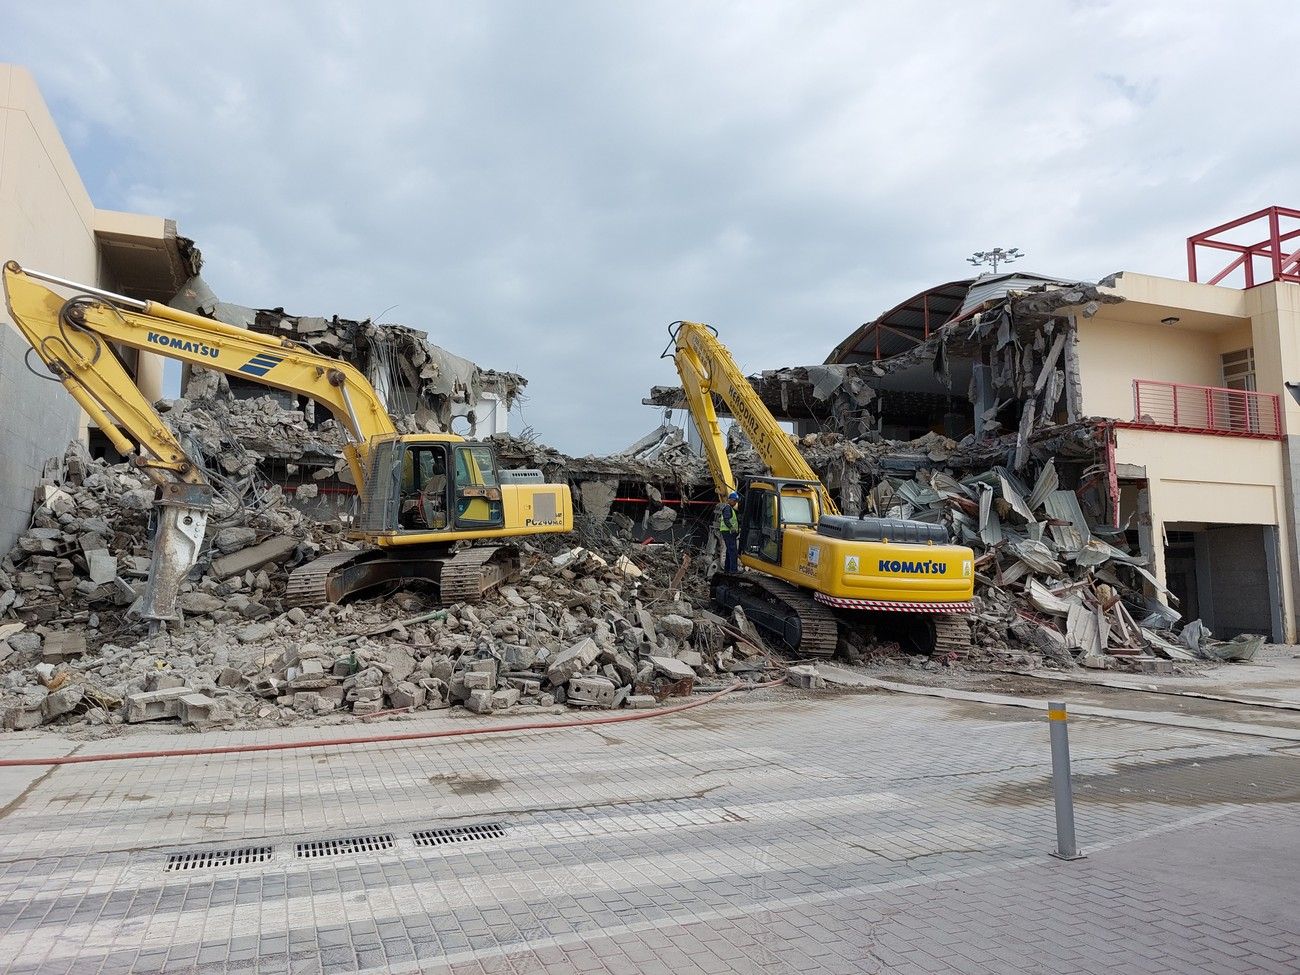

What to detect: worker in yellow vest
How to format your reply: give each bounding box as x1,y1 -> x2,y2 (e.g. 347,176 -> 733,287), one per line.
717,491 -> 741,573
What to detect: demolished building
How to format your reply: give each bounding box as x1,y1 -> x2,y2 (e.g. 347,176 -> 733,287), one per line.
646,230 -> 1300,656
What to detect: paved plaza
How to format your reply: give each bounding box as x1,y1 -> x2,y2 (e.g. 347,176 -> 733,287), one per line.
0,684 -> 1297,974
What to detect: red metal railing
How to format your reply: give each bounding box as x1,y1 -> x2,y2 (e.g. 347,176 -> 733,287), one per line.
1129,379 -> 1282,439
1187,205 -> 1300,287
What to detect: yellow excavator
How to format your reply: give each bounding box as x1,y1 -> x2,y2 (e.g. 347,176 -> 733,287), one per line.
666,321 -> 974,656
3,261 -> 572,624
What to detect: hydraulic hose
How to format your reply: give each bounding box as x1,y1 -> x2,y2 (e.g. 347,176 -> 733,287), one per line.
0,679 -> 784,769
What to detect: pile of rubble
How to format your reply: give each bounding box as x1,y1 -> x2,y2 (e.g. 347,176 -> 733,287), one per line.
171,275 -> 525,436
862,452 -> 1262,671
0,446 -> 779,733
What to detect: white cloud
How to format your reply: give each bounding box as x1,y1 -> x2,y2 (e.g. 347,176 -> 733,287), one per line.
5,0 -> 1299,452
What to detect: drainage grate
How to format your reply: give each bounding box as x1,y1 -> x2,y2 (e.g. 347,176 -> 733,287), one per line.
413,822 -> 506,848
165,846 -> 273,872
295,834 -> 395,859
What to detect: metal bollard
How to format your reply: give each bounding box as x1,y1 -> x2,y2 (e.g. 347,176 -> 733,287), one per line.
1047,701 -> 1085,860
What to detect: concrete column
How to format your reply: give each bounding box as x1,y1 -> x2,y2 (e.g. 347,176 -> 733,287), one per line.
136,350 -> 165,403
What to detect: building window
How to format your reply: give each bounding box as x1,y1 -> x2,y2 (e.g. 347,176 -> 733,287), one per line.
1221,348 -> 1256,391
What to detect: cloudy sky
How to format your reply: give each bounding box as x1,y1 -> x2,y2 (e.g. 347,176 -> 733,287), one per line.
5,2 -> 1298,453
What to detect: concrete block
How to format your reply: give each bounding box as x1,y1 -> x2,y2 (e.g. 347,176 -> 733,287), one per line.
465,688 -> 494,714
4,702 -> 45,731
546,637 -> 601,686
463,669 -> 495,691
217,667 -> 244,689
86,550 -> 117,585
491,687 -> 520,710
41,685 -> 83,721
419,677 -> 450,708
499,644 -> 536,670
675,650 -> 704,669
40,632 -> 86,664
567,675 -> 618,708
178,693 -> 220,725
627,694 -> 658,709
351,700 -> 382,715
236,622 -> 274,644
211,535 -> 298,580
657,614 -> 695,640
318,686 -> 346,706
466,657 -> 498,681
389,681 -> 426,710
145,671 -> 187,691
505,677 -> 541,696
786,664 -> 825,690
179,591 -> 225,614
126,688 -> 190,723
649,655 -> 694,680
212,527 -> 257,554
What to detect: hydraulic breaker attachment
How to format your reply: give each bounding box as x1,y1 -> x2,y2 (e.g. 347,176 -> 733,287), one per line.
134,482 -> 214,625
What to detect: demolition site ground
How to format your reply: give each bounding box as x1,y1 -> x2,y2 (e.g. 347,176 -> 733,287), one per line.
1,670 -> 1299,974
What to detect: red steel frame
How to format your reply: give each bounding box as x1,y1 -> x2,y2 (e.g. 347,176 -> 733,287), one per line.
1123,379 -> 1282,440
1187,206 -> 1300,287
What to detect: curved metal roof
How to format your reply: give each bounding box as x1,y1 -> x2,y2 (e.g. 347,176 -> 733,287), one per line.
826,272 -> 1077,364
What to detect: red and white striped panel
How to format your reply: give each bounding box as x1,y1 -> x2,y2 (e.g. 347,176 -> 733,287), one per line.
813,593 -> 972,613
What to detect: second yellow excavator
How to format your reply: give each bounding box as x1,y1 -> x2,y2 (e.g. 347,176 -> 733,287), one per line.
3,262 -> 573,624
666,321 -> 975,656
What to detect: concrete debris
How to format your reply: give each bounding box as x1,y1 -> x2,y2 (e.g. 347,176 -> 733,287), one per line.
0,474 -> 781,733
170,274 -> 525,441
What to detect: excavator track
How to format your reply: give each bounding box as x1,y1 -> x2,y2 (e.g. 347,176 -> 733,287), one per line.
285,544 -> 519,609
437,545 -> 520,605
930,613 -> 973,658
711,573 -> 840,657
285,550 -> 372,610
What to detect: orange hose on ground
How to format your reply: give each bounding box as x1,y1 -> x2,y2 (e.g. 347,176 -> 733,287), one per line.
0,679 -> 784,768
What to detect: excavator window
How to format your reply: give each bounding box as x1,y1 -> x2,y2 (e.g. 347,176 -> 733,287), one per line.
778,494 -> 815,525
398,444 -> 451,531
742,486 -> 782,564
453,445 -> 505,530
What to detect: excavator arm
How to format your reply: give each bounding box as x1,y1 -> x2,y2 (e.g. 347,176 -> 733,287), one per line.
3,261 -> 401,623
666,320 -> 839,514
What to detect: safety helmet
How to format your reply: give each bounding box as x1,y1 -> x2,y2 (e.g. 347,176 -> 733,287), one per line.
727,491 -> 741,501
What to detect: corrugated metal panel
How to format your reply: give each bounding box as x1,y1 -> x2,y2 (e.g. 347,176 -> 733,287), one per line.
958,272 -> 1077,318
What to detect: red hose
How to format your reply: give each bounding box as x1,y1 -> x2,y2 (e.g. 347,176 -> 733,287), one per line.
0,679 -> 783,768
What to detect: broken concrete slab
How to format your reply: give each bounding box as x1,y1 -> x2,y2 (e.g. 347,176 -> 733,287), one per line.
648,655 -> 694,680
546,637 -> 601,686
210,536 -> 299,580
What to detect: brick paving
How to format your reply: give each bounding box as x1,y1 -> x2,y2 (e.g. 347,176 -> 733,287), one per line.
0,688 -> 1296,973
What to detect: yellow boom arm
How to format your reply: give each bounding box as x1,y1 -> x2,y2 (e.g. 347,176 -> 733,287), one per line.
667,321 -> 839,514
3,261 -> 398,490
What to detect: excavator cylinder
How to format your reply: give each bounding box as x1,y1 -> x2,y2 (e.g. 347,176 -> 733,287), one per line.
134,483 -> 214,624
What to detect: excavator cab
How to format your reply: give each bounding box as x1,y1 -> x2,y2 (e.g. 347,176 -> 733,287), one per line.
357,435 -> 509,538
739,477 -> 824,566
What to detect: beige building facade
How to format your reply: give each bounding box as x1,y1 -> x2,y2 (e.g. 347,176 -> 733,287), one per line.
1079,272 -> 1300,642
0,64 -> 189,551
